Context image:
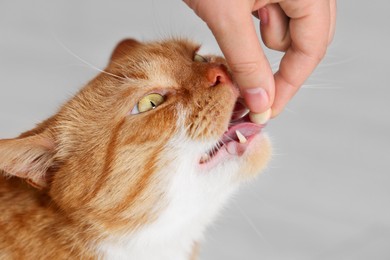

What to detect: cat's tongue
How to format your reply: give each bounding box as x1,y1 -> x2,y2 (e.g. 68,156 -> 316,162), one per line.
199,122 -> 263,168
223,123 -> 263,156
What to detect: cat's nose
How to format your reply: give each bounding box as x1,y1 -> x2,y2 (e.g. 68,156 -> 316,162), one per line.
207,66 -> 231,87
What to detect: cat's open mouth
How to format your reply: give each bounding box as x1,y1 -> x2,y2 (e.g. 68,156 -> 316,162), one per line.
199,99 -> 264,167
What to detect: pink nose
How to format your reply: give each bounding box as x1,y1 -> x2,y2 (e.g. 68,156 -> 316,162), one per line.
207,66 -> 231,87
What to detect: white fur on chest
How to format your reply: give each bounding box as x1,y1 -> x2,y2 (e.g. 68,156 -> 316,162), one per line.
98,149 -> 240,260
97,120 -> 243,260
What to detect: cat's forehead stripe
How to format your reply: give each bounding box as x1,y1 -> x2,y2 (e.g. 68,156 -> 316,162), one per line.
106,39 -> 203,93
143,61 -> 177,88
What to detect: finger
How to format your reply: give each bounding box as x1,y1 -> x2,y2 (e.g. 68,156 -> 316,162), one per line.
271,0 -> 331,117
329,0 -> 337,44
258,4 -> 291,52
204,3 -> 275,114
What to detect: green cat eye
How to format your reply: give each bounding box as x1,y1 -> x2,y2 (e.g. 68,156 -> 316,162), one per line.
137,93 -> 165,113
193,53 -> 208,63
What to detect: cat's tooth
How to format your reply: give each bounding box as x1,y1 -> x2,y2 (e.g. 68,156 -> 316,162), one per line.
235,130 -> 247,144
200,153 -> 210,162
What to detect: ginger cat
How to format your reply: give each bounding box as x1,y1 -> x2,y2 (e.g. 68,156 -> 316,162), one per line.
0,39 -> 271,260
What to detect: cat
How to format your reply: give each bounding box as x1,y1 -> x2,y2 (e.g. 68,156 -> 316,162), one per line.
0,38 -> 271,260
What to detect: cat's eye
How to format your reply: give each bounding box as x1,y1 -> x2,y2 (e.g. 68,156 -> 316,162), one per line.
131,93 -> 165,114
193,53 -> 208,63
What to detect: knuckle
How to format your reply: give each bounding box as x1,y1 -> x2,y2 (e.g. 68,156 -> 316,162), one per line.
261,29 -> 291,52
228,61 -> 261,76
298,42 -> 328,64
263,37 -> 290,52
262,36 -> 275,49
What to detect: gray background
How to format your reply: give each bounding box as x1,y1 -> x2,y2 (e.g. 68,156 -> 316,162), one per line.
1,1 -> 389,259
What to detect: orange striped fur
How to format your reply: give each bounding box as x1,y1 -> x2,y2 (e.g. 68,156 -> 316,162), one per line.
0,39 -> 271,259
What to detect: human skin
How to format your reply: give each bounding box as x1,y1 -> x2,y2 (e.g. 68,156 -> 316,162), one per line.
183,0 -> 337,122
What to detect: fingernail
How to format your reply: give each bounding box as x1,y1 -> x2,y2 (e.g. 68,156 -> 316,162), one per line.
258,8 -> 269,25
249,108 -> 272,125
242,87 -> 269,113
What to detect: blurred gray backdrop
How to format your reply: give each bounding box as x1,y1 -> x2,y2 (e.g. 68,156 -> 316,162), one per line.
1,1 -> 389,259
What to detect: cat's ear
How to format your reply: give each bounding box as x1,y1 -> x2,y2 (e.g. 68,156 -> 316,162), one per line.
0,133 -> 56,190
110,39 -> 141,61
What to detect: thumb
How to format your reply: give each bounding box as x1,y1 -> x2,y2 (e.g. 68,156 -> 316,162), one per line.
207,6 -> 275,114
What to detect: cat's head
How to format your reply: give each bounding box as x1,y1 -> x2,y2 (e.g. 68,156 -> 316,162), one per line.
0,39 -> 271,233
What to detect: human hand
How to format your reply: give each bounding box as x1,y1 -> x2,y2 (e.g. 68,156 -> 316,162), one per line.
183,0 -> 336,123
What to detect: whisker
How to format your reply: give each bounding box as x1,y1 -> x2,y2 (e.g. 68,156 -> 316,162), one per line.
318,57 -> 355,67
301,84 -> 342,90
53,35 -> 126,81
215,140 -> 225,151
283,107 -> 297,115
184,122 -> 193,133
222,133 -> 235,142
233,202 -> 271,245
